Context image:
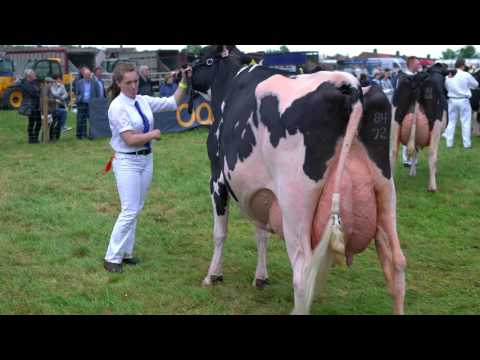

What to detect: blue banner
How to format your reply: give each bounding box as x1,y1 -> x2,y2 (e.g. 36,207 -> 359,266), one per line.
88,94 -> 214,139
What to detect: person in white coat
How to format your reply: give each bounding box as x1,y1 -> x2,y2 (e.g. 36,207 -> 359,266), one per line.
103,62 -> 191,273
443,58 -> 479,149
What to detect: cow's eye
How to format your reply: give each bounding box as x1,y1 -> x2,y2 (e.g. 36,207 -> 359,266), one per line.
206,58 -> 214,66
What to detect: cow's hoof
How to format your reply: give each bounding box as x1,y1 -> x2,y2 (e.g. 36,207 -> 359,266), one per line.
427,187 -> 437,193
203,275 -> 224,286
203,276 -> 222,286
253,278 -> 270,289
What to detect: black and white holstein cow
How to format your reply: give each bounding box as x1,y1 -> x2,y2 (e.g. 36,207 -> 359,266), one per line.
470,70 -> 480,136
192,45 -> 406,315
390,64 -> 448,192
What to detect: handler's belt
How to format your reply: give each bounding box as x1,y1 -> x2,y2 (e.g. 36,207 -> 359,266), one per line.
117,149 -> 151,155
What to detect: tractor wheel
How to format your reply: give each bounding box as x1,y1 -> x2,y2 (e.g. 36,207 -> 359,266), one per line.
3,87 -> 23,109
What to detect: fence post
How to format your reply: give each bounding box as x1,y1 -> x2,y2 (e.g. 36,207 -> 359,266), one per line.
41,83 -> 49,144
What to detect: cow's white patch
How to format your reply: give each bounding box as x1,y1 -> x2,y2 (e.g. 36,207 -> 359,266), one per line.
221,101 -> 226,113
235,65 -> 249,78
198,89 -> 212,102
213,180 -> 220,195
248,64 -> 260,72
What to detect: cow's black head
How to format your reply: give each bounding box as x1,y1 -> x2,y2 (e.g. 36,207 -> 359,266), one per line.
191,45 -> 251,103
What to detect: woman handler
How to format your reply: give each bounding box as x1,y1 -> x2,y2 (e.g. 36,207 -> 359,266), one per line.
104,63 -> 191,273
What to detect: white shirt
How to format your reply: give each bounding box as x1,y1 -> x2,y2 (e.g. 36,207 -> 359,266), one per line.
109,92 -> 177,153
445,68 -> 479,99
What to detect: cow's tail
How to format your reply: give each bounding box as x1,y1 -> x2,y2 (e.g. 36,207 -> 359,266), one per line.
302,99 -> 363,313
407,103 -> 418,159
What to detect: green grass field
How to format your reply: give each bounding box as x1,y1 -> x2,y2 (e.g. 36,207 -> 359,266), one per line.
0,110 -> 479,315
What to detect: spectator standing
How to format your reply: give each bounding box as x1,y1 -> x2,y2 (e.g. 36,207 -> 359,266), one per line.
371,69 -> 383,86
381,68 -> 394,103
50,75 -> 70,135
93,67 -> 106,98
19,69 -> 41,144
443,58 -> 479,149
75,67 -> 96,139
359,73 -> 370,87
138,66 -> 154,96
160,72 -> 178,97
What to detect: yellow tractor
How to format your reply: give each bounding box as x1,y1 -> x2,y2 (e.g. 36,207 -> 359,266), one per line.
1,58 -> 74,110
0,57 -> 21,109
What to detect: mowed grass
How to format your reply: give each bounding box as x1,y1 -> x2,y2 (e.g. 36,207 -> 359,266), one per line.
0,110 -> 479,315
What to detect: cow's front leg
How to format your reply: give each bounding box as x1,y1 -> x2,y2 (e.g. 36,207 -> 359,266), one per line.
203,179 -> 229,286
253,227 -> 270,289
375,179 -> 406,315
428,114 -> 446,192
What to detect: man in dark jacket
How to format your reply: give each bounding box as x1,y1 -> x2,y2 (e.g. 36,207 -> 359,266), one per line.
138,66 -> 154,96
20,69 -> 41,143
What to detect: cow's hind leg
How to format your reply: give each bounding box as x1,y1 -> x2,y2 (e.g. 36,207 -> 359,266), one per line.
408,150 -> 417,177
472,111 -> 480,136
253,227 -> 270,289
390,112 -> 401,173
375,179 -> 406,315
203,179 -> 229,286
428,114 -> 446,192
375,226 -> 394,298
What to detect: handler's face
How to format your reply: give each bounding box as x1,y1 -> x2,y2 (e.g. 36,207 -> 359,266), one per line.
118,71 -> 139,99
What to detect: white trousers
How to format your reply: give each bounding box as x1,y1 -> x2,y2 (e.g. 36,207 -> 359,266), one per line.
444,98 -> 472,148
105,153 -> 153,264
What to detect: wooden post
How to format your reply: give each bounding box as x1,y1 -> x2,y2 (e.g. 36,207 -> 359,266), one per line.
41,83 -> 49,144
69,75 -> 73,111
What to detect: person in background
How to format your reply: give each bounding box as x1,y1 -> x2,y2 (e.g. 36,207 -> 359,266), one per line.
359,73 -> 370,87
159,72 -> 178,97
50,75 -> 70,135
75,67 -> 95,140
138,65 -> 154,96
19,69 -> 41,144
391,63 -> 400,89
371,69 -> 383,86
443,58 -> 479,149
93,67 -> 106,98
381,68 -> 394,103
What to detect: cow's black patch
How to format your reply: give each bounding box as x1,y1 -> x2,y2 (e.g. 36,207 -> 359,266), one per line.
418,77 -> 444,131
211,179 -> 229,216
472,89 -> 480,112
392,73 -> 418,124
359,85 -> 392,179
259,81 -> 358,182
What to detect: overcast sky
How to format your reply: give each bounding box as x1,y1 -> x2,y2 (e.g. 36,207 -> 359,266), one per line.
94,45 -> 480,58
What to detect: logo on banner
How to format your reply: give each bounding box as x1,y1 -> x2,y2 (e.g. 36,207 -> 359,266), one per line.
176,101 -> 214,128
